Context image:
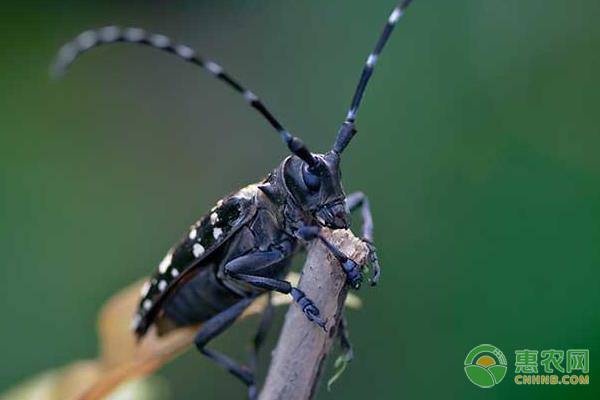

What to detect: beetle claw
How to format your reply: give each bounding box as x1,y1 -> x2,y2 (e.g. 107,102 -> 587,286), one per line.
313,315 -> 328,332
363,241 -> 380,287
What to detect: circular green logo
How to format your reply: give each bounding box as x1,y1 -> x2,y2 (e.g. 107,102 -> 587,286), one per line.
464,344 -> 507,388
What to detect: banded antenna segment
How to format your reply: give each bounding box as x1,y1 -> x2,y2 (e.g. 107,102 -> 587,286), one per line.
51,26 -> 319,167
334,0 -> 415,154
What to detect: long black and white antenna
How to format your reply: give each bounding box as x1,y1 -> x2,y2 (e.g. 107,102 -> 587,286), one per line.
52,26 -> 319,168
333,0 -> 414,154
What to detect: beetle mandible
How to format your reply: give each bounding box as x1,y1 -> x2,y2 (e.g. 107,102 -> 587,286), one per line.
51,1 -> 414,397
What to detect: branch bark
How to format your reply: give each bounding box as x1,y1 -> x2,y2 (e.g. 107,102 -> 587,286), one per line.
259,228 -> 369,400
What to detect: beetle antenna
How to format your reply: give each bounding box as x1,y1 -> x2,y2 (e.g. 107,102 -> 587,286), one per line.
333,0 -> 414,154
51,26 -> 319,168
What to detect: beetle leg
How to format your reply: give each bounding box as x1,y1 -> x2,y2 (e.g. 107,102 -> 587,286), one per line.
194,297 -> 257,396
296,226 -> 363,289
249,292 -> 274,371
327,314 -> 354,390
338,314 -> 354,362
346,191 -> 381,286
224,251 -> 327,330
290,287 -> 327,329
232,274 -> 326,330
247,293 -> 274,397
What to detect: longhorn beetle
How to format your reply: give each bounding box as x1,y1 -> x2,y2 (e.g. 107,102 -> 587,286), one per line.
52,0 -> 414,397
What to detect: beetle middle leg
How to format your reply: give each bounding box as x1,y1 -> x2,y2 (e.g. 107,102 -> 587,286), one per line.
224,249 -> 327,329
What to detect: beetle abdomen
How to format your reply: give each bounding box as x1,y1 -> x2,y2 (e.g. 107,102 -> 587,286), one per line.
161,265 -> 243,328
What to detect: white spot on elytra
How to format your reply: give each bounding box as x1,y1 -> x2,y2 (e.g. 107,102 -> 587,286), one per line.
193,243 -> 205,258
210,212 -> 219,224
158,280 -> 167,291
213,227 -> 223,240
171,268 -> 180,277
389,7 -> 403,24
211,199 -> 224,212
140,281 -> 151,296
158,253 -> 172,274
236,185 -> 255,199
189,229 -> 197,240
143,299 -> 152,311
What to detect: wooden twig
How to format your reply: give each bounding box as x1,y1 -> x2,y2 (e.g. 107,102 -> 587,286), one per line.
259,228 -> 369,400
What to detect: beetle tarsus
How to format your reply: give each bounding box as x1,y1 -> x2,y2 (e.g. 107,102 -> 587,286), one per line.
248,384 -> 258,400
342,259 -> 363,289
367,243 -> 381,286
291,287 -> 327,331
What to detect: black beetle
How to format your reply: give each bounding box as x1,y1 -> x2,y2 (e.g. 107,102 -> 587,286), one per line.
51,1 -> 414,397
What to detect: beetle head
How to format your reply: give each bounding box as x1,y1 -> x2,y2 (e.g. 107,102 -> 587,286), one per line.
283,151 -> 348,229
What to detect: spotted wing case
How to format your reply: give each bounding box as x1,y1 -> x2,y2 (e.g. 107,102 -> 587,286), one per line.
132,186 -> 259,337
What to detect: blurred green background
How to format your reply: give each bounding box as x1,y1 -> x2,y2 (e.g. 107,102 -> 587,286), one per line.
1,0 -> 599,398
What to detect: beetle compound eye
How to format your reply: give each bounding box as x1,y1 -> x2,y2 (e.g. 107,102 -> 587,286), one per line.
302,164 -> 321,192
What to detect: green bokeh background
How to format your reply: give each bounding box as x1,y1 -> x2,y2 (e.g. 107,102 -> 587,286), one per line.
1,1 -> 599,398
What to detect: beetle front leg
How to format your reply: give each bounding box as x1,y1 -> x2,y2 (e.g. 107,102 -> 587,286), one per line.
346,191 -> 381,286
296,226 -> 363,289
224,250 -> 327,330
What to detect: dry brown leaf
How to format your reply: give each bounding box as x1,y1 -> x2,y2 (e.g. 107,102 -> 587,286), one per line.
81,272 -> 361,400
0,361 -> 168,400
1,273 -> 361,400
